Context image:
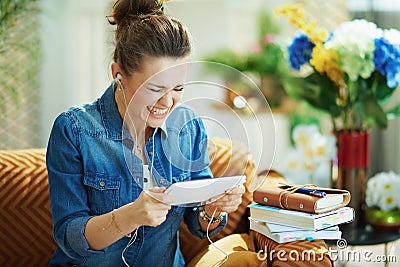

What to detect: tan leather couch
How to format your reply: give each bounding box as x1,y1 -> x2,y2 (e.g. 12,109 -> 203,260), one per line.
0,137 -> 333,267
0,137 -> 256,266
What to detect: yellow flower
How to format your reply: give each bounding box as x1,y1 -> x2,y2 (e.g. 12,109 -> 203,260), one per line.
275,3 -> 341,83
275,4 -> 328,45
310,45 -> 342,84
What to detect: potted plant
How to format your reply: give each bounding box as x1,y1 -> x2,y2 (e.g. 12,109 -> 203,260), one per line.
365,171 -> 400,231
275,3 -> 400,226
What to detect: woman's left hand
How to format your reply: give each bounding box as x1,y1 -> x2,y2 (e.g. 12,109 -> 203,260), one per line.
204,184 -> 245,215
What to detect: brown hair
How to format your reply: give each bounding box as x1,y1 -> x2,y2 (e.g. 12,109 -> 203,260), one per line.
108,0 -> 191,75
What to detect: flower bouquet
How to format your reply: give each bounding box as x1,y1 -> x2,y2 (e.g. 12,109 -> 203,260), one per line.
275,3 -> 400,226
365,171 -> 400,230
275,3 -> 400,131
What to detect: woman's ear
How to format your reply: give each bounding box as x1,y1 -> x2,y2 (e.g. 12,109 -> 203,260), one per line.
111,62 -> 123,80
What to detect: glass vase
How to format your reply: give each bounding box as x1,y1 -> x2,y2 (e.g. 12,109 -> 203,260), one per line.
331,130 -> 369,227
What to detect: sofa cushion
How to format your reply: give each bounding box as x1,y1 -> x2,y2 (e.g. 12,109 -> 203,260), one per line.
0,149 -> 56,266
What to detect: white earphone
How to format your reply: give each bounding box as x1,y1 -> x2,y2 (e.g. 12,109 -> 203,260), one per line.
115,73 -> 123,91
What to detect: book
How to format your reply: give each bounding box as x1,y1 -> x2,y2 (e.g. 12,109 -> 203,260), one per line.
165,175 -> 246,205
253,185 -> 351,214
248,203 -> 354,230
249,219 -> 342,243
260,221 -> 339,233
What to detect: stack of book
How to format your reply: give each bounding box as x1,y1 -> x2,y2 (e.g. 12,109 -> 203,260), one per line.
248,185 -> 354,244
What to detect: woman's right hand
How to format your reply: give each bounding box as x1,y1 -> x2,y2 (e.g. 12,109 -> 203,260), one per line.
85,187 -> 173,250
130,187 -> 173,227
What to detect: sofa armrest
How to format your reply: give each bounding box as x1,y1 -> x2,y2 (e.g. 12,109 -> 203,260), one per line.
0,149 -> 56,266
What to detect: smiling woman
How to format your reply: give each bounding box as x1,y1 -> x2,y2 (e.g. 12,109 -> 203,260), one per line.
46,0 -> 245,266
112,56 -> 188,136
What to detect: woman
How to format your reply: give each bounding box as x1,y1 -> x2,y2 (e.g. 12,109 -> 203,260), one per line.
46,0 -> 245,266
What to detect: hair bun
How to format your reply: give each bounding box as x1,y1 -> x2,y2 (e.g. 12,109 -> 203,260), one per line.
109,0 -> 163,26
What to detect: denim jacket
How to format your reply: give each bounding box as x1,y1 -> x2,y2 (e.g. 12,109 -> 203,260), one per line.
47,85 -> 227,267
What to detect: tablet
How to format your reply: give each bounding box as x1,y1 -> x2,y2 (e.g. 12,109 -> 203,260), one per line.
165,175 -> 246,205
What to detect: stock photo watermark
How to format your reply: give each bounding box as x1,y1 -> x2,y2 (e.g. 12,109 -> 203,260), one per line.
257,239 -> 398,264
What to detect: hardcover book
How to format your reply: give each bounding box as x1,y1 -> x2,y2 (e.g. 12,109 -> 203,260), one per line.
253,185 -> 351,214
249,219 -> 342,243
248,203 -> 354,230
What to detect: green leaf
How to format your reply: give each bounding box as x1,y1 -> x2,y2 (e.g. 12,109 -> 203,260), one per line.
282,72 -> 341,117
372,73 -> 395,101
354,94 -> 388,128
386,104 -> 400,120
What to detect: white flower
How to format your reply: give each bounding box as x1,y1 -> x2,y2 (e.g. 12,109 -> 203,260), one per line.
310,133 -> 337,162
326,19 -> 382,81
278,124 -> 336,186
365,176 -> 380,207
366,171 -> 400,210
378,192 -> 400,212
292,124 -> 319,149
277,150 -> 302,173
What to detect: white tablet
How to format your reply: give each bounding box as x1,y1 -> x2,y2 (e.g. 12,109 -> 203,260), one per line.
165,175 -> 246,205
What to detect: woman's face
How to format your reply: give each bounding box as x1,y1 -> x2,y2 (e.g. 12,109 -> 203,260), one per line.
119,56 -> 188,130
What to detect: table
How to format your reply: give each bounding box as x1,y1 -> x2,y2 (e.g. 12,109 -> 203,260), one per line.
327,224 -> 400,266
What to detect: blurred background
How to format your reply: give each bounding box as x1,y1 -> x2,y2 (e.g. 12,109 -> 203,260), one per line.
1,0 -> 399,178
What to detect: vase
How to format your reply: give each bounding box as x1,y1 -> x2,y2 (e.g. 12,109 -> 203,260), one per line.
366,208 -> 400,231
331,130 -> 369,227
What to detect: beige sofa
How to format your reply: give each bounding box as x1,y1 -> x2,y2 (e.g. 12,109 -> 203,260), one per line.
0,137 -> 333,266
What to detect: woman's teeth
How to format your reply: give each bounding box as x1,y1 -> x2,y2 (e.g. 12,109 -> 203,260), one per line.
149,106 -> 168,115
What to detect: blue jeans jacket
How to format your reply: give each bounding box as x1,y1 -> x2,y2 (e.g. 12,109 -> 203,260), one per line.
47,85 -> 227,267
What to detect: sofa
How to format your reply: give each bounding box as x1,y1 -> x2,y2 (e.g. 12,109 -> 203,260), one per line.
0,137 -> 333,266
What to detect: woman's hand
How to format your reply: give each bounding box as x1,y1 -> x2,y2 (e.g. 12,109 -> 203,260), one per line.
205,184 -> 245,215
130,187 -> 173,227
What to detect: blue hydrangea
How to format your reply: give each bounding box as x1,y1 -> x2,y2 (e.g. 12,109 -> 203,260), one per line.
288,33 -> 315,71
374,38 -> 400,88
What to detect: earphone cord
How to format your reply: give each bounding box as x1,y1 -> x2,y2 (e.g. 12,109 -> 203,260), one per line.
116,78 -> 142,156
116,78 -> 158,267
121,228 -> 139,267
206,208 -> 229,267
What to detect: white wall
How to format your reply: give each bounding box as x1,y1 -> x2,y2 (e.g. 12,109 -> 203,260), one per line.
38,0 -> 292,170
39,0 -> 113,146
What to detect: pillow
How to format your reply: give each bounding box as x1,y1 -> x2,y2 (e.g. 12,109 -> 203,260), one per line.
0,149 -> 56,266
